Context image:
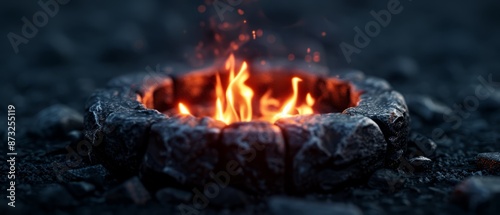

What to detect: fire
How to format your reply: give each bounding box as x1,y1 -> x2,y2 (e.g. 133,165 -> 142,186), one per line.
178,54 -> 316,124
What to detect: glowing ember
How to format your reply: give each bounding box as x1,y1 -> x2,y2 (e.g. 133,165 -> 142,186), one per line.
177,54 -> 317,124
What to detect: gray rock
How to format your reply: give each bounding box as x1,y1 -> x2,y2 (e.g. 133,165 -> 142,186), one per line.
453,176 -> 500,214
408,132 -> 437,158
408,156 -> 432,171
100,108 -> 164,176
276,113 -> 387,193
218,121 -> 285,194
141,116 -> 225,189
477,152 -> 500,174
268,196 -> 363,215
368,169 -> 405,192
32,104 -> 83,138
343,90 -> 410,168
62,165 -> 110,184
84,81 -> 166,177
105,177 -> 151,205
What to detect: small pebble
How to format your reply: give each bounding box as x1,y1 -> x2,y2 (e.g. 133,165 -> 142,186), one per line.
476,152 -> 500,174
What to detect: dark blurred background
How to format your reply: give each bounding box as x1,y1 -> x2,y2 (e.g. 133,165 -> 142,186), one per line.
1,0 -> 499,120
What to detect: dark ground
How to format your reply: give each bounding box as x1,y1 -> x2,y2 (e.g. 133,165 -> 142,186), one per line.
1,0 -> 499,214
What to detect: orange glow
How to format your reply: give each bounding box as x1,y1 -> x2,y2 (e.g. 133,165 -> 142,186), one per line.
177,54 -> 316,124
178,103 -> 192,115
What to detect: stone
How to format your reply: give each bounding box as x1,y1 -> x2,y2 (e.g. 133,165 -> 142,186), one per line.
343,90 -> 410,168
276,113 -> 387,193
141,115 -> 225,190
408,132 -> 437,158
218,121 -> 285,194
453,176 -> 500,214
368,169 -> 405,192
99,108 -> 164,177
31,104 -> 83,138
105,177 -> 151,205
267,196 -> 363,215
83,85 -> 166,177
408,156 -> 432,171
476,152 -> 500,174
62,165 -> 110,184
106,72 -> 174,111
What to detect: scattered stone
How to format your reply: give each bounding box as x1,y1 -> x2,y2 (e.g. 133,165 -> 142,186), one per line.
219,121 -> 285,194
156,187 -> 192,204
62,165 -> 110,184
267,196 -> 363,215
408,133 -> 437,158
276,113 -> 387,193
476,152 -> 500,174
65,181 -> 96,198
405,95 -> 452,122
453,176 -> 500,214
141,116 -> 225,190
31,104 -> 83,138
105,177 -> 151,205
368,169 -> 405,192
408,156 -> 433,171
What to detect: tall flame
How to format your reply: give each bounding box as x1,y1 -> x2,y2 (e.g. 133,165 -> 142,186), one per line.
178,54 -> 316,124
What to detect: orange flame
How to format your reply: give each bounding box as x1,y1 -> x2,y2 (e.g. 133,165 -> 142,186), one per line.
178,54 -> 316,124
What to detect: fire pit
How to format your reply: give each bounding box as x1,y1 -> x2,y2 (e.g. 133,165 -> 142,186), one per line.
84,56 -> 410,194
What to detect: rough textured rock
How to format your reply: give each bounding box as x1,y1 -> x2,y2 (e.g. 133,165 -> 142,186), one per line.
141,116 -> 225,190
60,164 -> 110,184
453,176 -> 500,214
83,74 -> 169,177
276,113 -> 387,193
31,104 -> 83,138
343,90 -> 410,168
105,177 -> 151,205
476,152 -> 500,174
107,72 -> 174,111
267,196 -> 363,215
408,132 -> 437,158
218,121 -> 285,194
408,156 -> 433,171
100,108 -> 164,176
